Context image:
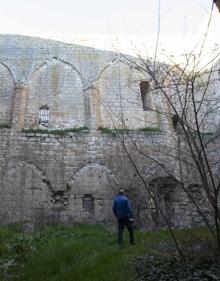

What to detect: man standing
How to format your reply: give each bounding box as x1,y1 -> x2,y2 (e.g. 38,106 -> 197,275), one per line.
112,189 -> 135,246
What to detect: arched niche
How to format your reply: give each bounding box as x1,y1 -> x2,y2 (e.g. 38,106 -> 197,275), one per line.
149,176 -> 178,228
96,61 -> 151,129
25,59 -> 85,129
0,160 -> 53,224
67,163 -> 118,224
0,63 -> 15,124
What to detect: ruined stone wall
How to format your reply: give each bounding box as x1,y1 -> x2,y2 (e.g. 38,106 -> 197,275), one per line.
95,61 -> 158,129
0,35 -> 214,229
0,63 -> 14,123
0,35 -> 162,131
0,127 -> 208,229
26,59 -> 85,129
0,128 -> 163,228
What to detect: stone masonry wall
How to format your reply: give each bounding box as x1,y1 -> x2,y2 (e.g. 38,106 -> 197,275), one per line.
0,35 -> 162,131
0,128 -> 207,229
26,58 -> 85,129
0,35 -> 213,229
0,63 -> 14,123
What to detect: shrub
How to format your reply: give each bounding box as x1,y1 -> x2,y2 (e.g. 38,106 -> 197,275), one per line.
22,127 -> 89,135
133,254 -> 220,281
0,123 -> 11,129
98,127 -> 163,134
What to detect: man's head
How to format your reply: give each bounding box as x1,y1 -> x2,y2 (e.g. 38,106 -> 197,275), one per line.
118,189 -> 125,195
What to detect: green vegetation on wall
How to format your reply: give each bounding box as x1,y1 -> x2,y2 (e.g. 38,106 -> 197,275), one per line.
22,127 -> 89,136
98,127 -> 163,134
0,123 -> 11,129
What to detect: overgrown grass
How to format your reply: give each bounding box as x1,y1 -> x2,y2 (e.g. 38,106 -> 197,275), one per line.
0,224 -> 219,281
0,224 -> 170,281
22,127 -> 89,136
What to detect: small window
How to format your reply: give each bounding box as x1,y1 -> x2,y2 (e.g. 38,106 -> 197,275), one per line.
82,194 -> 94,213
39,105 -> 49,128
140,81 -> 150,110
172,115 -> 181,132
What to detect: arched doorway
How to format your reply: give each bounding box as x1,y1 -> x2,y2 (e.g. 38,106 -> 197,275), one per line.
67,163 -> 118,224
149,177 -> 177,228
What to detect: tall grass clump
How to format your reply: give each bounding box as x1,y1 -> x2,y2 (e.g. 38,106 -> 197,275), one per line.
0,224 -> 169,281
1,224 -> 219,281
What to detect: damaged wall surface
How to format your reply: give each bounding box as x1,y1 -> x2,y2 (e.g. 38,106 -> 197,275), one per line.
1,129 -> 205,229
0,35 -> 215,229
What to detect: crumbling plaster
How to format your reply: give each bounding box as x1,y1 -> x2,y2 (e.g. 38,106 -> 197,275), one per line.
0,35 -> 215,229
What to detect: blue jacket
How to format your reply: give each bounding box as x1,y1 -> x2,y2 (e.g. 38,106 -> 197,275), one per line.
112,195 -> 133,219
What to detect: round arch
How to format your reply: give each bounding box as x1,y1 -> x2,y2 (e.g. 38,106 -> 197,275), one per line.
67,162 -> 119,224
26,57 -> 83,85
0,159 -> 54,224
24,57 -> 86,129
0,61 -> 17,85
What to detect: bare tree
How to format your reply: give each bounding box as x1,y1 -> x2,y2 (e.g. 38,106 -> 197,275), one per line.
94,44 -> 220,259
90,0 -> 220,259
127,50 -> 220,249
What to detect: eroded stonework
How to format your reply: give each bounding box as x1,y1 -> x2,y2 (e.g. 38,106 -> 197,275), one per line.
0,35 -> 214,229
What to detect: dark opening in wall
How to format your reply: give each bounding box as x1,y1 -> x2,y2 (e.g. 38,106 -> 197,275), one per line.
163,192 -> 175,226
82,194 -> 94,213
140,81 -> 151,110
149,177 -> 177,228
172,115 -> 181,132
39,105 -> 49,128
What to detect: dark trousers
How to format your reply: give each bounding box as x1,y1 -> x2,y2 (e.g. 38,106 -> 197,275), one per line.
117,217 -> 134,245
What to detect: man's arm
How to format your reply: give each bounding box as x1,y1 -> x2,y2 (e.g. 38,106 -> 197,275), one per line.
112,200 -> 117,217
127,199 -> 133,218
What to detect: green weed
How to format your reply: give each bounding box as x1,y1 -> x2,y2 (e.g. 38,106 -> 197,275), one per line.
98,127 -> 162,134
0,224 -> 219,281
22,127 -> 89,136
0,123 -> 11,129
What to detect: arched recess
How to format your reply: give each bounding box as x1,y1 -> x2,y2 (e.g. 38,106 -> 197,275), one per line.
0,160 -> 53,224
0,62 -> 16,124
95,60 -> 153,129
67,163 -> 119,224
149,176 -> 178,228
25,58 -> 85,129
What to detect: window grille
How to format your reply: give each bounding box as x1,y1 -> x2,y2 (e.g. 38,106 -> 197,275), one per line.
82,194 -> 94,212
39,106 -> 49,127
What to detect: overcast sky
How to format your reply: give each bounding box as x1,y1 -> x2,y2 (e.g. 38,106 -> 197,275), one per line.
0,0 -> 219,56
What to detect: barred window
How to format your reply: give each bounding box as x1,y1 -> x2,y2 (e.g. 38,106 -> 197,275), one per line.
82,194 -> 94,213
39,106 -> 49,127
